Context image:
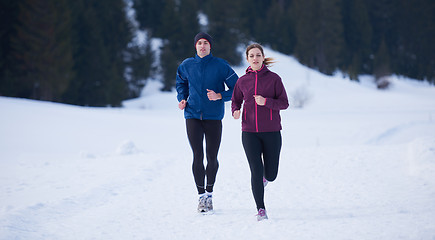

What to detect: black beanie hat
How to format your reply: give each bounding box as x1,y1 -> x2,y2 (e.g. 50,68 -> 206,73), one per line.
194,32 -> 213,48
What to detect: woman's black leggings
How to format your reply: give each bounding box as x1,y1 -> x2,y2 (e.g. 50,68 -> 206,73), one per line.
186,119 -> 222,194
242,131 -> 282,210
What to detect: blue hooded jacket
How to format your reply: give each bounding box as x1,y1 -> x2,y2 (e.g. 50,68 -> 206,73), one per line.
176,53 -> 238,120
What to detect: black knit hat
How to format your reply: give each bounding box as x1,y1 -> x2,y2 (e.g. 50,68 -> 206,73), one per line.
194,32 -> 213,48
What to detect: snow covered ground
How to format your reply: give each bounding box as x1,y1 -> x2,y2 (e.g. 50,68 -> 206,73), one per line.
1,48 -> 435,240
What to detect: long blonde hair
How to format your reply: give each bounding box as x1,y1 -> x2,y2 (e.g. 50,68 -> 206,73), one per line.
245,43 -> 275,67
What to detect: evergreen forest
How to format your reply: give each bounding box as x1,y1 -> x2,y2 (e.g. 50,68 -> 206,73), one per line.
1,0 -> 434,106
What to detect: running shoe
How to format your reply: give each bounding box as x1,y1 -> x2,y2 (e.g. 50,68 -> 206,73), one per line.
256,208 -> 268,221
205,194 -> 213,211
197,195 -> 208,213
263,177 -> 268,187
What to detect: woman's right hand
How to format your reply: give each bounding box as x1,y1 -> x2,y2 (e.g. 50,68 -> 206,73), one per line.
178,100 -> 187,110
233,110 -> 240,119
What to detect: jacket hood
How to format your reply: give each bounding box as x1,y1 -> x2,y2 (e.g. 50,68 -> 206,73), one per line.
245,64 -> 268,74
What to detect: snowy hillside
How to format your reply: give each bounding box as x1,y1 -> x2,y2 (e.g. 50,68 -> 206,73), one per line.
1,48 -> 435,240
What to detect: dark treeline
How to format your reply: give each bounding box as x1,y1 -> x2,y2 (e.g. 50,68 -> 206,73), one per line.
1,0 -> 434,106
0,0 -> 151,106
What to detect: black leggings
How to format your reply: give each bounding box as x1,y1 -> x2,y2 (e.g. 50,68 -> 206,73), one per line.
242,131 -> 282,210
186,119 -> 222,194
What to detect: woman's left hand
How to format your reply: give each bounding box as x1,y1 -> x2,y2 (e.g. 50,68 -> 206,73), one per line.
254,95 -> 266,106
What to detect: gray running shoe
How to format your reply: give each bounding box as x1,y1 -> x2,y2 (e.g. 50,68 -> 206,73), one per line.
197,195 -> 208,213
205,195 -> 213,211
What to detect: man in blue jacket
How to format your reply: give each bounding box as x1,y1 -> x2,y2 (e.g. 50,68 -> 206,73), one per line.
176,32 -> 238,213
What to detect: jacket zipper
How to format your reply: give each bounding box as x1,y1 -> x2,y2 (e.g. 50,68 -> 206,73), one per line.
254,71 -> 258,132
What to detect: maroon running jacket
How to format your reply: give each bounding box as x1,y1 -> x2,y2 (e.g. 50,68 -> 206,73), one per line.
231,65 -> 289,132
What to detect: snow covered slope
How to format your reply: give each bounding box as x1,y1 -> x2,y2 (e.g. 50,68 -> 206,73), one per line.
1,48 -> 435,240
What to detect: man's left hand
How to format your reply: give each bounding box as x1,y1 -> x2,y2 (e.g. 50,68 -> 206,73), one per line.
207,89 -> 222,101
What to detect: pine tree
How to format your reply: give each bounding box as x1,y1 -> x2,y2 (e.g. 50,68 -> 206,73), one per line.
234,0 -> 271,44
64,0 -> 107,106
65,0 -> 132,106
176,0 -> 200,59
341,0 -> 372,80
204,0 -> 243,65
158,0 -> 183,91
292,0 -> 344,75
232,0 -> 296,56
98,0 -> 132,106
316,0 -> 344,75
124,38 -> 153,99
132,0 -> 165,37
157,0 -> 200,91
160,40 -> 179,91
373,37 -> 390,82
366,0 -> 397,77
396,0 -> 435,82
9,0 -> 74,101
0,0 -> 22,96
292,0 -> 317,68
263,0 -> 295,55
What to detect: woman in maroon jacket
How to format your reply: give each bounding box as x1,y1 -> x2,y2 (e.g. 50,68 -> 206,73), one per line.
232,43 -> 289,221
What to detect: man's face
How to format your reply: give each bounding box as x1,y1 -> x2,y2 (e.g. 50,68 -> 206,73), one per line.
196,39 -> 211,58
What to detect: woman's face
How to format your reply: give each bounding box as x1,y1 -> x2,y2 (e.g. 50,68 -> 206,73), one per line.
247,47 -> 264,71
196,39 -> 211,58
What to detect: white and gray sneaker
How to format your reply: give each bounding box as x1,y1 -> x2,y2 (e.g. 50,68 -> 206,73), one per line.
205,194 -> 213,212
197,194 -> 208,213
